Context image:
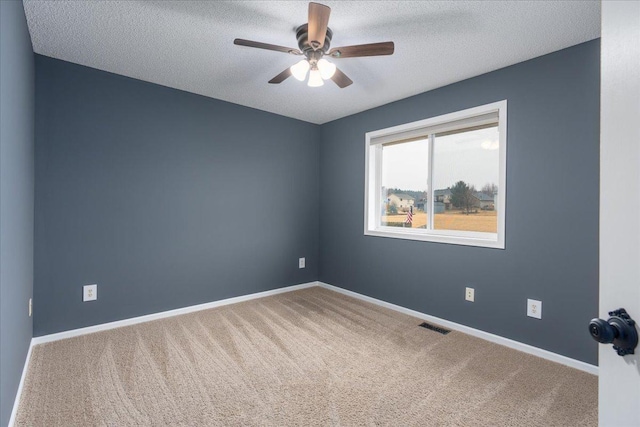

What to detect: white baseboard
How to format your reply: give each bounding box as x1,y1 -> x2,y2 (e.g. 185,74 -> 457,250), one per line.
31,281 -> 318,346
8,338 -> 34,427
19,278 -> 596,426
12,280 -> 597,425
317,282 -> 598,376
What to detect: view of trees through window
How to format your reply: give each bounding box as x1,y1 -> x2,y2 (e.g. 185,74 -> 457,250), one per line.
380,126 -> 499,233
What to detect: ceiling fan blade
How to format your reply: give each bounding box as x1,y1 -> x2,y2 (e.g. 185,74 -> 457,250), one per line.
308,3 -> 331,50
268,68 -> 292,84
330,67 -> 353,88
328,42 -> 395,58
234,39 -> 302,55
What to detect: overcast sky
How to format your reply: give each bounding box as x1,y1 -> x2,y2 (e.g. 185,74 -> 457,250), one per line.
381,127 -> 499,192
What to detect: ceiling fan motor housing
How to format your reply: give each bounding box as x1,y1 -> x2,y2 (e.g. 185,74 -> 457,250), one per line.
296,24 -> 332,60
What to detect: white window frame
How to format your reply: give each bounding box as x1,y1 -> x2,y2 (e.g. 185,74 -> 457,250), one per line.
364,100 -> 507,249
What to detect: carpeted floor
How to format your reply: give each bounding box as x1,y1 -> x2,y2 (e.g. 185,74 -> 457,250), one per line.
16,287 -> 597,426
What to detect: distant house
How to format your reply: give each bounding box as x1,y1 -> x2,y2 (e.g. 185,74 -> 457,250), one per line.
474,192 -> 495,210
434,188 -> 452,202
387,193 -> 414,211
433,188 -> 494,211
434,189 -> 452,211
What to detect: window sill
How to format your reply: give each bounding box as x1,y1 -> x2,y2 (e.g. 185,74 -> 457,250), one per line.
364,228 -> 505,249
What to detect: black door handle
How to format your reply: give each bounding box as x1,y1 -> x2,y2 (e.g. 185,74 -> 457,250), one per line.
589,308 -> 638,356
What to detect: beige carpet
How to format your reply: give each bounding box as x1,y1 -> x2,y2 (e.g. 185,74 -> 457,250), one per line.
16,287 -> 597,426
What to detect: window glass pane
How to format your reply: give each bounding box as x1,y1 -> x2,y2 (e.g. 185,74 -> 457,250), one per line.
432,126 -> 499,233
380,139 -> 429,229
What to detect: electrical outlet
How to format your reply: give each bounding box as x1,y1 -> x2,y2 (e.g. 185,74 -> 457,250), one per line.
83,284 -> 98,302
299,257 -> 305,269
527,299 -> 542,319
28,298 -> 32,317
465,287 -> 475,302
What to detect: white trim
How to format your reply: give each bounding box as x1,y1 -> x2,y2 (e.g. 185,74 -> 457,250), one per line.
8,339 -> 34,427
364,100 -> 507,249
31,282 -> 318,345
366,105 -> 502,144
29,280 -> 598,373
317,282 -> 598,376
496,101 -> 507,249
365,228 -> 503,249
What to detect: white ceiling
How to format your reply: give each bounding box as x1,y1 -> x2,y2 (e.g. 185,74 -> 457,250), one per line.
23,1 -> 600,124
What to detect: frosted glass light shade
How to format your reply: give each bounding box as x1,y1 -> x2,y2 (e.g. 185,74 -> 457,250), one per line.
307,69 -> 324,87
290,60 -> 310,81
317,59 -> 336,80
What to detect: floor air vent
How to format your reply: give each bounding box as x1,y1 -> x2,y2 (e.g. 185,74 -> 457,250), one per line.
419,322 -> 451,335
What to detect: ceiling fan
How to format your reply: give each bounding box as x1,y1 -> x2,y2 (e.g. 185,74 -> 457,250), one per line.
233,2 -> 394,88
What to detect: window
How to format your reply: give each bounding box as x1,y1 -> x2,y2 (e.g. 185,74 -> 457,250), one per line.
364,101 -> 506,248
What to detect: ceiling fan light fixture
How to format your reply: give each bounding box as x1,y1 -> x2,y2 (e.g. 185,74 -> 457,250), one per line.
290,60 -> 310,81
307,69 -> 324,87
234,2 -> 394,89
317,58 -> 336,79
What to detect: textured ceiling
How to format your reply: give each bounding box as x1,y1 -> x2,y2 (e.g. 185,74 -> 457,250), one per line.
23,1 -> 600,124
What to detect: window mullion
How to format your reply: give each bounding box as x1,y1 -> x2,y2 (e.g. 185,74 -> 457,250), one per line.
427,134 -> 435,230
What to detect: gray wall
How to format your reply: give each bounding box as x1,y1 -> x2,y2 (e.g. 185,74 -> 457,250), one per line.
34,55 -> 319,336
34,40 -> 600,366
319,40 -> 600,365
0,1 -> 35,425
